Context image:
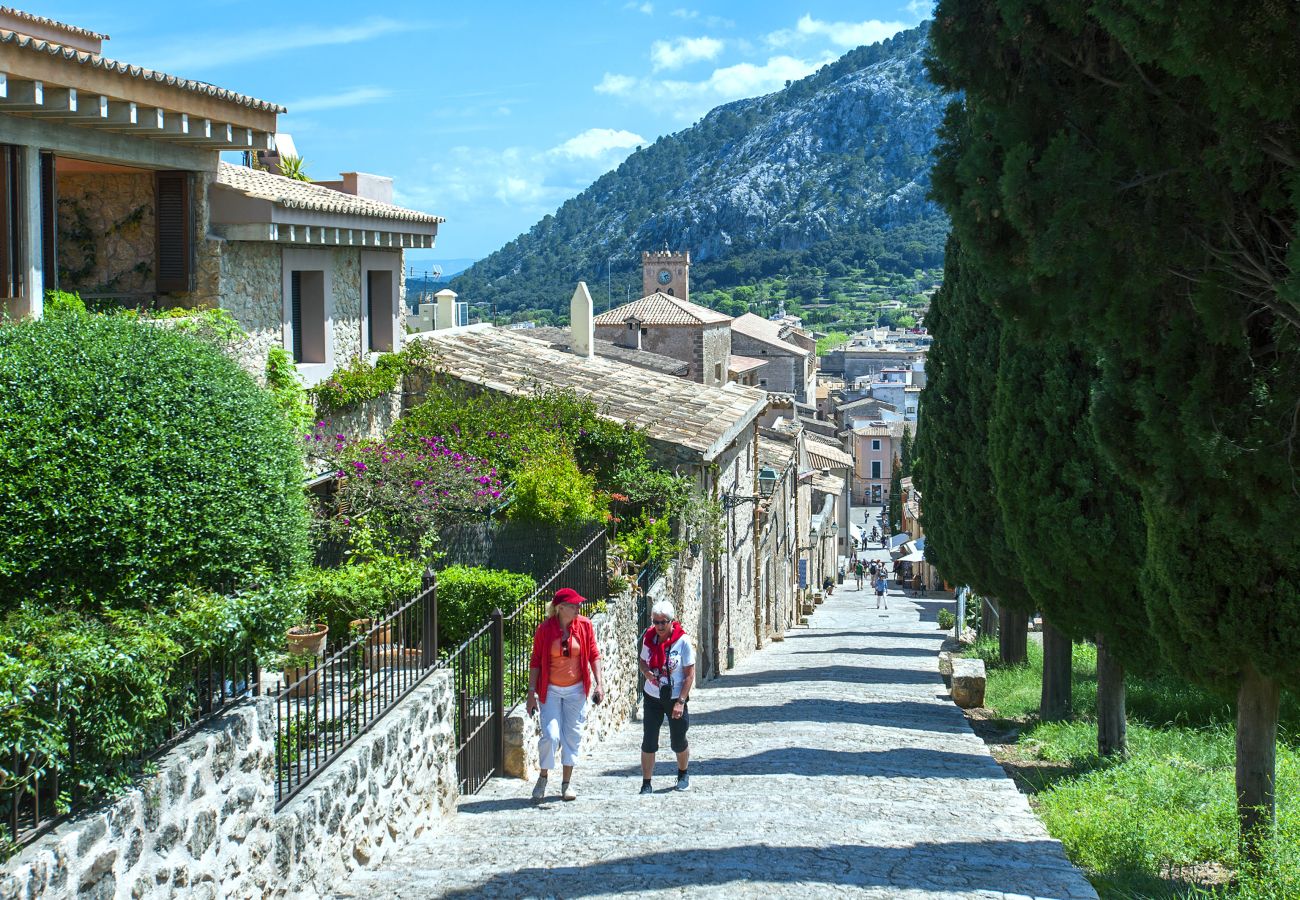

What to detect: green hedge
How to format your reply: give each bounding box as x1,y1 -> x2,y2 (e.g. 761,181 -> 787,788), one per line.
0,313 -> 310,609
435,565 -> 536,649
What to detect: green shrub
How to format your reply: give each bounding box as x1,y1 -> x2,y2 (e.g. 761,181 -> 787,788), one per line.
265,347 -> 314,435
151,306 -> 246,344
0,313 -> 310,609
43,289 -> 86,316
434,565 -> 536,649
297,554 -> 423,639
937,608 -> 956,630
508,453 -> 604,526
310,350 -> 415,414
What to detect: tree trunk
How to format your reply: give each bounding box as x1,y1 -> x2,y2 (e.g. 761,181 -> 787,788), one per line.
998,602 -> 1028,666
1095,633 -> 1127,757
981,595 -> 998,640
1039,619 -> 1072,722
1236,663 -> 1280,863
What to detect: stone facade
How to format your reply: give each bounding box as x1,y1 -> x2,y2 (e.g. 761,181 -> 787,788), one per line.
0,672 -> 457,900
56,172 -> 156,298
213,241 -> 282,382
700,322 -> 732,388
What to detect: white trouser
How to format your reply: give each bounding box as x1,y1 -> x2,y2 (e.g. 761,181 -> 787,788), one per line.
539,681 -> 588,770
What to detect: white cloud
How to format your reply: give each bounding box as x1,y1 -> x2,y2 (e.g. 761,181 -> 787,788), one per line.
284,87 -> 392,114
595,53 -> 834,119
905,0 -> 933,18
145,17 -> 406,71
624,1 -> 654,13
769,14 -> 910,50
670,8 -> 735,27
403,128 -> 645,216
551,128 -> 646,160
650,35 -> 724,71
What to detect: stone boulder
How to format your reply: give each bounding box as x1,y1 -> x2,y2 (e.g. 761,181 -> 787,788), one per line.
950,658 -> 986,709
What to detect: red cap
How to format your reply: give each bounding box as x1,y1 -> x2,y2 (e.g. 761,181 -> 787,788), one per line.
553,588 -> 585,606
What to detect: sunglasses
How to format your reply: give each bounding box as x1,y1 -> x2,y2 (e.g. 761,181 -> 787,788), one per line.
561,634 -> 571,657
652,618 -> 670,626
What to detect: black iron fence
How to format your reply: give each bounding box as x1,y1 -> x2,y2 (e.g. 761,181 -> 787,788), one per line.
1,643 -> 258,858
274,570 -> 438,809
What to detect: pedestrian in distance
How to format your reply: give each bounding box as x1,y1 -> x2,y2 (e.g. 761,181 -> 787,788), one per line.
526,588 -> 606,802
638,600 -> 695,794
854,559 -> 865,590
874,572 -> 889,609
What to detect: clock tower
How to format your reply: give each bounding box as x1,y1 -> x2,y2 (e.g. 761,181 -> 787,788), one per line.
642,249 -> 690,302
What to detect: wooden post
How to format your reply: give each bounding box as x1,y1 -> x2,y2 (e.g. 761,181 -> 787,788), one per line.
1236,663 -> 1280,862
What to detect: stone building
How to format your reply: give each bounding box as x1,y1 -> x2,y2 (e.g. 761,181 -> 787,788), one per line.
594,293 -> 733,387
408,318 -> 772,679
0,6 -> 441,386
730,313 -> 816,403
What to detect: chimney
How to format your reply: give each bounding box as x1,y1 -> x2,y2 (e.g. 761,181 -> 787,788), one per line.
570,282 -> 595,358
434,289 -> 458,330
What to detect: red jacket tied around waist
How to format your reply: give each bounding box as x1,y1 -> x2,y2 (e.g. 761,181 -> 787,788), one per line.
529,614 -> 600,703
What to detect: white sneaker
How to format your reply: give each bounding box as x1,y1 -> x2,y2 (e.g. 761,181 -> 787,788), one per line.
531,776 -> 547,802
562,781 -> 577,801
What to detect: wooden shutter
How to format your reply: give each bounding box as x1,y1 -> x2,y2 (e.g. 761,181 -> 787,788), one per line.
39,151 -> 56,292
0,145 -> 21,300
291,270 -> 303,362
155,171 -> 192,293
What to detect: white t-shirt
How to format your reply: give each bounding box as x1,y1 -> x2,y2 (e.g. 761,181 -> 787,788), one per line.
641,632 -> 695,700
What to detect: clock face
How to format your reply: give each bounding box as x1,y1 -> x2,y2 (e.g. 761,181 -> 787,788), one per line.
657,269 -> 673,285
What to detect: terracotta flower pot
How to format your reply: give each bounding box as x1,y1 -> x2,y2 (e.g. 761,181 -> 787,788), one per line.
286,623 -> 328,657
349,618 -> 392,647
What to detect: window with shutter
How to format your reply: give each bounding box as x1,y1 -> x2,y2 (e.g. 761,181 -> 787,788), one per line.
291,270 -> 303,362
365,269 -> 394,352
155,171 -> 192,293
0,145 -> 22,300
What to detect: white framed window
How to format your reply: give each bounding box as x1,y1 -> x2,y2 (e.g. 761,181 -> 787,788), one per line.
282,248 -> 335,385
361,250 -> 401,355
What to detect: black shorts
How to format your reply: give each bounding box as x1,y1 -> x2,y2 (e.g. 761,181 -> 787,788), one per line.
641,692 -> 689,754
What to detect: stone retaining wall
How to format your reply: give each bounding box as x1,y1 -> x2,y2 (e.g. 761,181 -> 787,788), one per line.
1,671 -> 457,900
505,588 -> 642,780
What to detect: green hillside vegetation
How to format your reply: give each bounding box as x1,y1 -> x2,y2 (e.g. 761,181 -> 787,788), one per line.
449,23 -> 946,323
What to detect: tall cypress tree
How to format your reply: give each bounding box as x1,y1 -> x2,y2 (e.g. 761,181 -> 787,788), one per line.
899,425 -> 914,477
929,0 -> 1300,855
914,236 -> 1033,663
989,330 -> 1149,744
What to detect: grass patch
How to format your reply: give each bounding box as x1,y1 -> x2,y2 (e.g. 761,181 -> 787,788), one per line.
963,637 -> 1300,898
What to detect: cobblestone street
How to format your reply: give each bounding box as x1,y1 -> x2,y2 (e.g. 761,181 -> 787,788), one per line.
335,557 -> 1096,899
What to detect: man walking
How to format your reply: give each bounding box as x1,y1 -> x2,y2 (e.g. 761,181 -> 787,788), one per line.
873,571 -> 889,610
854,559 -> 865,590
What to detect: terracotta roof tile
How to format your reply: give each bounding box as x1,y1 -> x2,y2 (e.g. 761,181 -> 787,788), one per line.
594,293 -> 731,326
0,30 -> 285,112
216,163 -> 442,224
0,6 -> 106,40
732,312 -> 811,357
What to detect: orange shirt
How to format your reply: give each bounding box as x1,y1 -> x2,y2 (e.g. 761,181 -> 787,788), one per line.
548,633 -> 582,687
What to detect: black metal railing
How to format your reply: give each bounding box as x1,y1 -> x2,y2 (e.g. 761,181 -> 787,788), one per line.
274,570 -> 438,809
1,642 -> 258,858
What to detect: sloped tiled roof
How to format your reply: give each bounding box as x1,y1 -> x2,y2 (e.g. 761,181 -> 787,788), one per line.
757,435 -> 796,473
807,439 -> 853,470
216,163 -> 443,224
594,293 -> 731,326
0,31 -> 285,113
731,313 -> 811,357
0,6 -> 106,40
526,327 -> 688,377
411,327 -> 767,461
728,354 -> 767,375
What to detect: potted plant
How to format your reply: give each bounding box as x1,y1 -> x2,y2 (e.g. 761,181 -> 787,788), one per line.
286,623 -> 328,657
348,617 -> 392,648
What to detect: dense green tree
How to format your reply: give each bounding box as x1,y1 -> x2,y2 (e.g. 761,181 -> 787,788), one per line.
913,238 -> 1032,663
888,462 -> 903,535
899,425 -> 914,477
989,330 -> 1149,745
929,0 -> 1300,854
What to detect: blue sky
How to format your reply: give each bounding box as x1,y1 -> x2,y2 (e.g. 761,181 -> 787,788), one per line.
57,1 -> 930,268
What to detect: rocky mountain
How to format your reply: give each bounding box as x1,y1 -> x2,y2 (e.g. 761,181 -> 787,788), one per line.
452,22 -> 947,316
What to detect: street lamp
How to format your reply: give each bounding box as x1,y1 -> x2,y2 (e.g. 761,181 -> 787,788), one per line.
721,467 -> 780,509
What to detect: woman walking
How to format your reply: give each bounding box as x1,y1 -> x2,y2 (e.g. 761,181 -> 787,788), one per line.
874,572 -> 889,610
638,600 -> 695,794
526,588 -> 605,802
